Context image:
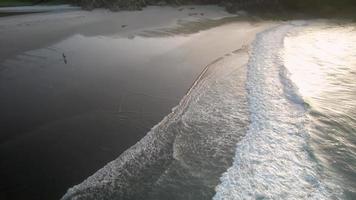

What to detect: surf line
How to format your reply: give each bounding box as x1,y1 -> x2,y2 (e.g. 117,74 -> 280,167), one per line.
184,56 -> 224,96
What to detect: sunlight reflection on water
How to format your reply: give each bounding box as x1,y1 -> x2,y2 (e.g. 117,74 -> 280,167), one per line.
284,23 -> 356,198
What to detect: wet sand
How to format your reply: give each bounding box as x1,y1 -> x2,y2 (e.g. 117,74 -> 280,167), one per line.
0,6 -> 274,200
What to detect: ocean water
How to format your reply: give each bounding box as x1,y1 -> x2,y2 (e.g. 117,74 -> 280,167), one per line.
215,21 -> 356,199
62,21 -> 356,199
284,23 -> 356,199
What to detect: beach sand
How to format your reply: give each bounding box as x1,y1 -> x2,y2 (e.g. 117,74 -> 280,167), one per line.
0,6 -> 275,199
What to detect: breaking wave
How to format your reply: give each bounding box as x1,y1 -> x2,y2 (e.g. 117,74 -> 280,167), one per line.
214,23 -> 342,199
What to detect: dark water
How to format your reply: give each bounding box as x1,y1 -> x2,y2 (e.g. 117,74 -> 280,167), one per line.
0,34 -> 202,199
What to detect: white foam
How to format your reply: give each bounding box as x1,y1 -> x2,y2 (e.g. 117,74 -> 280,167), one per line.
214,23 -> 342,200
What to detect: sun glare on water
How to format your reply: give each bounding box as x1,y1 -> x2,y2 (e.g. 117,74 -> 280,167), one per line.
284,25 -> 356,112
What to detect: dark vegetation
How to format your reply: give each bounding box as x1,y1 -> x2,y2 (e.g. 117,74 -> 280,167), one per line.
0,0 -> 66,7
1,0 -> 356,18
0,0 -> 33,6
281,0 -> 356,19
71,0 -> 356,19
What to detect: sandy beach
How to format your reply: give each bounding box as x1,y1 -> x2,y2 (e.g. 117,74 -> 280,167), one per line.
0,6 -> 275,200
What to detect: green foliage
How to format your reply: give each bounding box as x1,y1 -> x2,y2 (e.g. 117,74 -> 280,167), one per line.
282,0 -> 356,10
0,0 -> 34,6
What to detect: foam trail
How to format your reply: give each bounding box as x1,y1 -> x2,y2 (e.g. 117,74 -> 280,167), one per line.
61,48 -> 251,200
214,23 -> 342,200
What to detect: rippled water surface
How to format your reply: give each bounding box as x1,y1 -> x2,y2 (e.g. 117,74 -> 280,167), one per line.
284,23 -> 356,198
216,21 -> 356,200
